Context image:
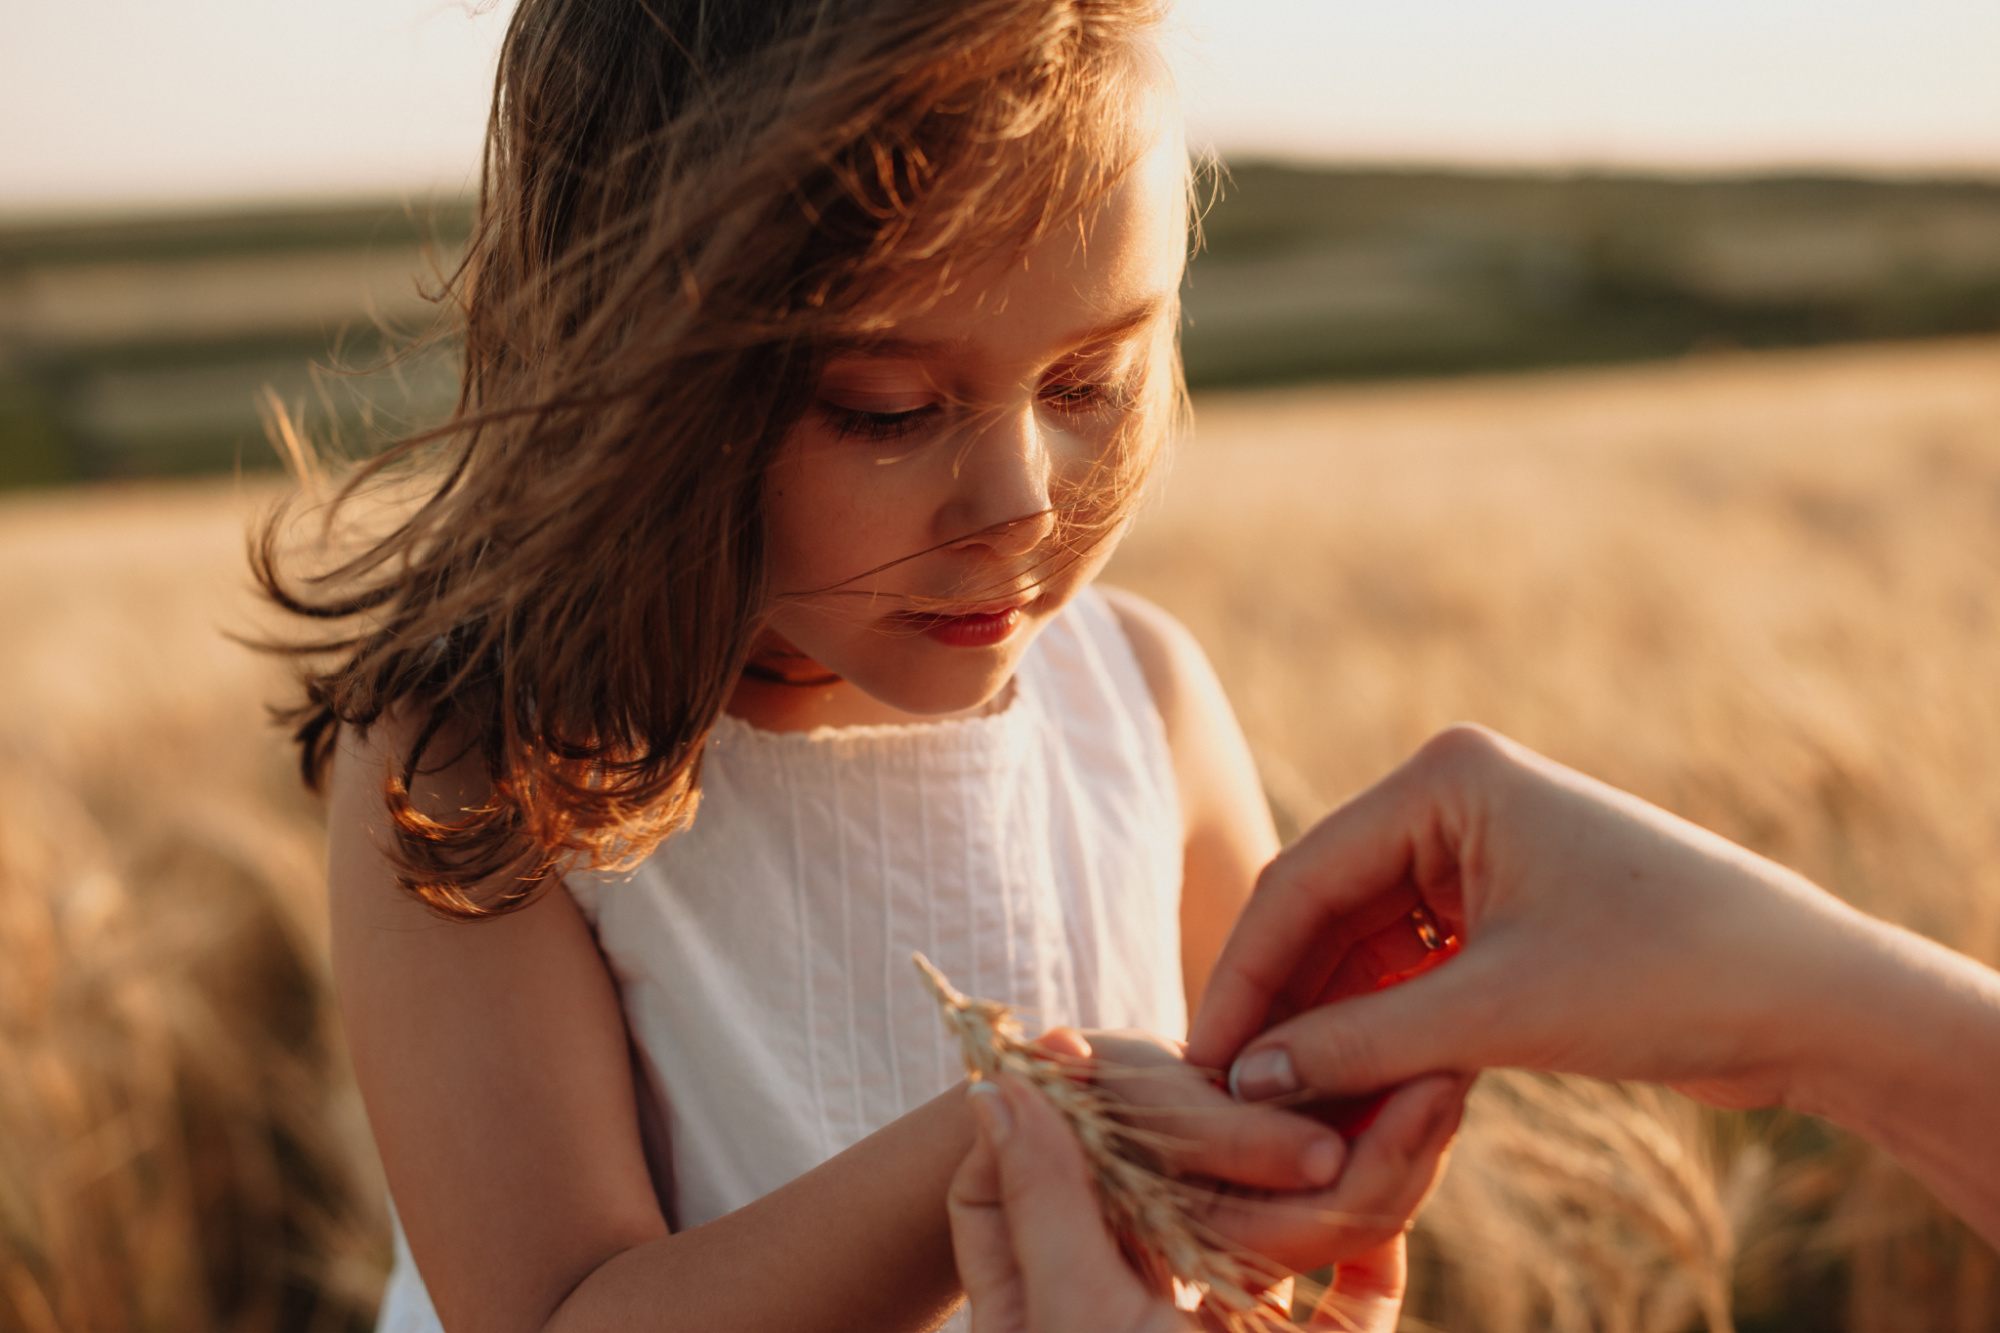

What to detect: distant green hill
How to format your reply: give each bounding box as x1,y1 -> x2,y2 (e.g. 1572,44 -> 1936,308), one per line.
1184,163 -> 2000,385
5,165 -> 1999,486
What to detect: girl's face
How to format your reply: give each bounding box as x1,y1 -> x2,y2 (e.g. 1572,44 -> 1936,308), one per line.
742,100 -> 1187,730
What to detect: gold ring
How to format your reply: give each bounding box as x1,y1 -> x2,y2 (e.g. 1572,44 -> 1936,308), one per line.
1410,903 -> 1445,951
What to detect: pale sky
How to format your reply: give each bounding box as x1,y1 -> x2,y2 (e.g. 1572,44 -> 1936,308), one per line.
5,0 -> 1998,215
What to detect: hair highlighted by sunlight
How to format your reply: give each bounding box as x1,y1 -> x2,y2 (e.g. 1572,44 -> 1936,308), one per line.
252,0 -> 1188,920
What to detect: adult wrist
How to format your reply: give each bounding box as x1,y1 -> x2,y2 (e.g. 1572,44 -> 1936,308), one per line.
1779,912 -> 1981,1141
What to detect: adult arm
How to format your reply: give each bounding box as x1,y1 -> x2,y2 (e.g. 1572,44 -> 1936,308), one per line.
1186,724 -> 2000,1248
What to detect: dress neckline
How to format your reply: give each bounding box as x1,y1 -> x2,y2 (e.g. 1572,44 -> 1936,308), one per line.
706,662 -> 1036,767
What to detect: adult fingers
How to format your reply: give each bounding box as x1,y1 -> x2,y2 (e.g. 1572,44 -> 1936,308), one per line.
1228,944 -> 1510,1101
1259,882 -> 1436,1028
1185,744 -> 1463,1071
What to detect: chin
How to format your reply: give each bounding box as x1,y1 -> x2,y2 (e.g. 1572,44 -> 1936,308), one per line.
860,649 -> 1022,718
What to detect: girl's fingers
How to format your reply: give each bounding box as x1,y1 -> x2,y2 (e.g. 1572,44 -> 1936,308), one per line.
1030,1026 -> 1095,1062
1078,1032 -> 1347,1192
1115,1073 -> 1349,1191
959,1078 -> 1191,1333
947,1125 -> 1028,1333
980,1077 -> 1151,1311
1309,1074 -> 1466,1243
1199,1073 -> 1467,1269
964,1068 -> 1442,1329
1308,1236 -> 1407,1333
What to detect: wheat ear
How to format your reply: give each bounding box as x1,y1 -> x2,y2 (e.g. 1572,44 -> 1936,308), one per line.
915,952 -> 1347,1332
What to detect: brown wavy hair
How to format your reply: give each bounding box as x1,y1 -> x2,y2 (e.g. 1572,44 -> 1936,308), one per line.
252,0 -> 1188,921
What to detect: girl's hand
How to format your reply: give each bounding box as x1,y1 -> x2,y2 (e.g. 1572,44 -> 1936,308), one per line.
1063,1029 -> 1465,1276
949,1073 -> 1184,1333
947,1073 -> 1404,1333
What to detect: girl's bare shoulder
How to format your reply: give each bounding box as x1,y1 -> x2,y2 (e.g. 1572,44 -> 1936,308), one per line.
321,710 -> 667,1327
1094,583 -> 1275,857
322,707 -> 522,923
1093,583 -> 1214,736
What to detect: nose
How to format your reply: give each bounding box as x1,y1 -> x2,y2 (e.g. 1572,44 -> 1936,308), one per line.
939,402 -> 1058,560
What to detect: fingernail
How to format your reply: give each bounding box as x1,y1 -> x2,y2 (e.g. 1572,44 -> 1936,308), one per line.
967,1080 -> 1013,1144
1228,1047 -> 1299,1103
1301,1135 -> 1346,1187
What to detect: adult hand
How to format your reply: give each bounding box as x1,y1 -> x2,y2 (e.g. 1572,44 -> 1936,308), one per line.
1060,1029 -> 1466,1274
1185,726 -> 2000,1250
946,1072 -> 1406,1333
1189,725 -> 1907,1114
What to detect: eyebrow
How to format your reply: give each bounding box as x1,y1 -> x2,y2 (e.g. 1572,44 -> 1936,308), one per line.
825,293 -> 1170,362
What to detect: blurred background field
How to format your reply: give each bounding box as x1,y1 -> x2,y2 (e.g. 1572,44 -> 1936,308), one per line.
5,321 -> 1998,1328
8,0 -> 2000,1327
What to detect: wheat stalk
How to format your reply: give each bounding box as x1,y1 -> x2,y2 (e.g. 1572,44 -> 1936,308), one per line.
914,952 -> 1350,1332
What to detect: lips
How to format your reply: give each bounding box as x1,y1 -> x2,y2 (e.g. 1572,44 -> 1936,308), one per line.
923,607 -> 1022,647
894,592 -> 1038,648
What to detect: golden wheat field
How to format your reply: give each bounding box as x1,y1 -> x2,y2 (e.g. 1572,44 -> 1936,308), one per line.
3,337 -> 1998,1332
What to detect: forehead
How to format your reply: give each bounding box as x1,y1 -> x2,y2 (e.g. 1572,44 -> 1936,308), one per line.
839,104 -> 1188,368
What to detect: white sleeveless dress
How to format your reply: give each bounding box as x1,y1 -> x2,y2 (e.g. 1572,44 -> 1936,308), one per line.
373,586 -> 1188,1331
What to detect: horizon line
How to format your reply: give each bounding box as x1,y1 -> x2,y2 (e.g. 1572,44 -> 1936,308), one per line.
6,151 -> 2000,227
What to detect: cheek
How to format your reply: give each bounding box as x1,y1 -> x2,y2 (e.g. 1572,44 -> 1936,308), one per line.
1055,525 -> 1125,596
762,441 -> 933,592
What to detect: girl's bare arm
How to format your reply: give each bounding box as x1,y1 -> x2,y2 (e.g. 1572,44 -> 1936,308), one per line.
545,1087 -> 978,1332
1100,587 -> 1279,1015
329,724 -> 974,1333
1099,587 -> 1467,1280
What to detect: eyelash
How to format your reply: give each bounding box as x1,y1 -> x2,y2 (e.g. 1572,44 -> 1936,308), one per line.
818,376 -> 1139,443
819,403 -> 941,443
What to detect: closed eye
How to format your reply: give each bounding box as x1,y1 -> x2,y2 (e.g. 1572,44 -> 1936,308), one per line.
816,368 -> 1139,441
818,402 -> 942,442
1039,374 -> 1138,416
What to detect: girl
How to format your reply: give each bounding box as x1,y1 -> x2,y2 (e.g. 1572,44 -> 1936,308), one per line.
257,2 -> 1451,1329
